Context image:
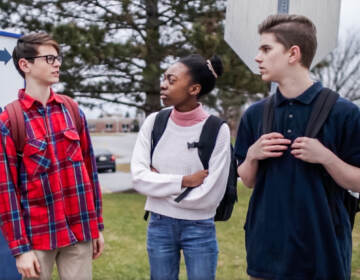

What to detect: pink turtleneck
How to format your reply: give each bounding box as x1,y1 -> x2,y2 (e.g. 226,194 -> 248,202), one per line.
170,103 -> 209,127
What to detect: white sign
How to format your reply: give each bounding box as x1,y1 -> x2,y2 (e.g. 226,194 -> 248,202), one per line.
225,0 -> 342,74
0,31 -> 23,109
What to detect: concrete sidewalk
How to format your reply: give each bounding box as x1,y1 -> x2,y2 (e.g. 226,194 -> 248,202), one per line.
98,171 -> 133,193
91,133 -> 136,193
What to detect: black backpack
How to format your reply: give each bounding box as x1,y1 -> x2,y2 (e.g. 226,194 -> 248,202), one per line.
262,87 -> 360,230
146,108 -> 238,222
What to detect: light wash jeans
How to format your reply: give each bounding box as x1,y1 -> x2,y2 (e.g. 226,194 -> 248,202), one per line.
147,212 -> 218,280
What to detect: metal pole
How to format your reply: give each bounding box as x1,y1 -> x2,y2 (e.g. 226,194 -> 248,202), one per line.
278,0 -> 289,14
270,0 -> 290,94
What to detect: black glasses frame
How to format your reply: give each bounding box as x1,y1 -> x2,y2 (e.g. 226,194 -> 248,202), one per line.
25,55 -> 63,65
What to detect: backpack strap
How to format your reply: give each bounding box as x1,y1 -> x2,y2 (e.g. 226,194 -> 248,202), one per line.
174,115 -> 225,203
150,109 -> 172,163
143,108 -> 172,221
6,100 -> 26,154
59,95 -> 83,134
305,88 -> 341,233
197,115 -> 225,169
304,88 -> 339,138
262,94 -> 275,134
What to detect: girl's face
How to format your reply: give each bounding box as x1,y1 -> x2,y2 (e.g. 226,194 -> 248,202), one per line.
160,62 -> 200,111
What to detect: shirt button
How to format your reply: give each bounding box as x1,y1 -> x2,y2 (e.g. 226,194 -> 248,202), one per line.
289,114 -> 293,118
287,129 -> 292,133
289,102 -> 293,106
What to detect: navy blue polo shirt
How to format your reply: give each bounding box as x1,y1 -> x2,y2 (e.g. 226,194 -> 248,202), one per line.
235,82 -> 360,280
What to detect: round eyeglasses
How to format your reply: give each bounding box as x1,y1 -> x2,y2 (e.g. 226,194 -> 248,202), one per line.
25,55 -> 63,65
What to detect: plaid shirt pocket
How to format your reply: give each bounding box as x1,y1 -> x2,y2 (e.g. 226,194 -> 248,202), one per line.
23,138 -> 51,177
63,129 -> 83,162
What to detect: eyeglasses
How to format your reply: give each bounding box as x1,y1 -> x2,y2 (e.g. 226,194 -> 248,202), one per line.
25,55 -> 63,65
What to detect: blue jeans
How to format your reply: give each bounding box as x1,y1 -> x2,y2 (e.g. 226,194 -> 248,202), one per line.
147,212 -> 218,280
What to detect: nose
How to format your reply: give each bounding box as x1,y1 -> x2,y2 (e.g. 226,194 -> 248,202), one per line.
160,79 -> 167,90
254,51 -> 262,64
53,60 -> 61,68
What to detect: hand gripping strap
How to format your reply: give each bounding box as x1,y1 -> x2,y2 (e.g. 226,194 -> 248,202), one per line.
175,115 -> 225,203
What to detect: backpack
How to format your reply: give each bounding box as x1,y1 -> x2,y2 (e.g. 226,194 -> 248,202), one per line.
5,94 -> 82,154
147,108 -> 238,222
262,87 -> 360,230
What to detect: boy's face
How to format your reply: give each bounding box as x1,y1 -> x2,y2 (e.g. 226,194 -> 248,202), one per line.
22,44 -> 61,86
255,33 -> 290,83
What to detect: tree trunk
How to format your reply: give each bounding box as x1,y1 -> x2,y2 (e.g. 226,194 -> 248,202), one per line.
143,0 -> 162,116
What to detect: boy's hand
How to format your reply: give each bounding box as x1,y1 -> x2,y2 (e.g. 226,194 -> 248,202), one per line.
93,232 -> 105,259
182,170 -> 209,188
248,132 -> 291,161
291,137 -> 332,164
15,251 -> 41,278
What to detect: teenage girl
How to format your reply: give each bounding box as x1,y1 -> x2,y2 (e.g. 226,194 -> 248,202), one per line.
131,54 -> 231,280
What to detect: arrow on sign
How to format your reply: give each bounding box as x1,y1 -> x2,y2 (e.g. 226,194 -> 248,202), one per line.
0,48 -> 12,65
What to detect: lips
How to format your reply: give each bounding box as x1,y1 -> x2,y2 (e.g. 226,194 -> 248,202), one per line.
258,67 -> 266,74
160,92 -> 168,99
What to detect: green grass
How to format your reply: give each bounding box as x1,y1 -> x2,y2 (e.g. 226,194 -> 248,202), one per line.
51,185 -> 360,279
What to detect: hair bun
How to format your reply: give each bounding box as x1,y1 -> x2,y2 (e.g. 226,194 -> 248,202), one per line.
209,55 -> 223,78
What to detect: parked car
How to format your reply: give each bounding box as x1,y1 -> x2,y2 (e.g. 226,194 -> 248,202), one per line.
95,148 -> 116,173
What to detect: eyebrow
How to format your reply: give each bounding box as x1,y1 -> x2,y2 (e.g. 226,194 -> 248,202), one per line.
259,44 -> 272,50
164,73 -> 178,80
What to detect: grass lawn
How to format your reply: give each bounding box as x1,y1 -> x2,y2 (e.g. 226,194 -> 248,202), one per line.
53,184 -> 360,279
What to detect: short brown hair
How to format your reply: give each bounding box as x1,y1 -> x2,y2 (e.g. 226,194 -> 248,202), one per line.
258,14 -> 317,69
12,32 -> 60,78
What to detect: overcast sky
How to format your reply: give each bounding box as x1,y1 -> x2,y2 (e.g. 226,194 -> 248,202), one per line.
339,0 -> 360,36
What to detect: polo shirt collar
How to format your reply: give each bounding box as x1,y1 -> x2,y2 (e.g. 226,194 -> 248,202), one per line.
274,81 -> 323,107
18,88 -> 64,110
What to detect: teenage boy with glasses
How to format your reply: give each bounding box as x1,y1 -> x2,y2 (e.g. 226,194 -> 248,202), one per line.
235,14 -> 360,279
0,32 -> 104,279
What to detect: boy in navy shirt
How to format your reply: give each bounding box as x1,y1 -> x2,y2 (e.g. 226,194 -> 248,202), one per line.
235,14 -> 360,280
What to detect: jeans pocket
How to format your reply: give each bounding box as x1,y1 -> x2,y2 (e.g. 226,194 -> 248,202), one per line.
193,218 -> 215,228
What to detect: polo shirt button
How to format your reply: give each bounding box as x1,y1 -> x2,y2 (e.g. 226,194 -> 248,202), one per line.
287,129 -> 292,133
289,114 -> 293,118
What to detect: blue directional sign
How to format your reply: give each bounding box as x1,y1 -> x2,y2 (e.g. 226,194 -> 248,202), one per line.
0,30 -> 24,109
0,48 -> 11,64
0,30 -> 22,280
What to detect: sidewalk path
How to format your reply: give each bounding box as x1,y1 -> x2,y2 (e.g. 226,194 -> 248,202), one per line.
98,171 -> 133,193
91,133 -> 137,193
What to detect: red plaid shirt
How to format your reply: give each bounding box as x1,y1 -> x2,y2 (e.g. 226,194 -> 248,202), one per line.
0,89 -> 103,256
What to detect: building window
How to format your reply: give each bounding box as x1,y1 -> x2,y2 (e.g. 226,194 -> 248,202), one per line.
122,124 -> 129,132
88,124 -> 96,132
105,123 -> 113,131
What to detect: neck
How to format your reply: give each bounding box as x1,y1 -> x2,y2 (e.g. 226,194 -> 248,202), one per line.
25,79 -> 52,107
174,100 -> 199,112
277,67 -> 313,99
171,103 -> 209,127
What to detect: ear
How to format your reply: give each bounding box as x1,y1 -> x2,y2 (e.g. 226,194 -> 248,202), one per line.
18,58 -> 31,74
288,45 -> 301,64
188,83 -> 201,97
